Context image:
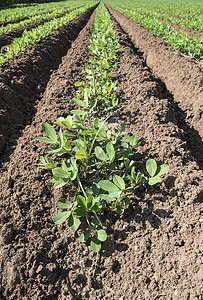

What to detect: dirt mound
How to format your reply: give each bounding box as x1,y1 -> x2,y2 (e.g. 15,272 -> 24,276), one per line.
0,10 -> 76,50
0,5 -> 96,156
107,5 -> 203,140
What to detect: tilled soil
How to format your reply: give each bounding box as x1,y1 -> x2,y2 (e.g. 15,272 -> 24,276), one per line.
0,4 -> 202,300
0,5 -> 96,154
107,5 -> 203,141
0,10 -> 75,50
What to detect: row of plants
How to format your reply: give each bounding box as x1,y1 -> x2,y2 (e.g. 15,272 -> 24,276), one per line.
0,0 -> 92,24
106,2 -> 203,61
116,6 -> 203,32
0,4 -> 96,66
0,3 -> 85,35
35,1 -> 169,252
106,0 -> 203,20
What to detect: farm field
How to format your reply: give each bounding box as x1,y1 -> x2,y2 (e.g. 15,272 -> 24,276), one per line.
0,0 -> 202,299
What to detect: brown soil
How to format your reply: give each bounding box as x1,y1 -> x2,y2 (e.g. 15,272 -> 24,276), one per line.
107,5 -> 203,141
158,19 -> 203,39
0,9 -> 75,50
0,4 -> 202,300
0,5 -> 96,154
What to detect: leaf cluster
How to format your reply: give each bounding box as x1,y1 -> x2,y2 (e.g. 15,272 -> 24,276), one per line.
35,2 -> 169,252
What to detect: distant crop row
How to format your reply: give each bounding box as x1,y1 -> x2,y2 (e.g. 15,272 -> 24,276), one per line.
0,3 -> 84,35
0,4 -> 96,65
106,1 -> 203,61
106,0 -> 203,19
0,0 -> 93,24
118,6 -> 203,32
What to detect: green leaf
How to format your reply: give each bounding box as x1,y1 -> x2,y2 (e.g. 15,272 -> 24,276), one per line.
65,132 -> 75,139
95,146 -> 107,161
72,207 -> 86,218
122,136 -> 131,143
86,196 -> 94,210
84,88 -> 88,106
97,128 -> 107,138
53,211 -> 71,224
99,194 -> 115,201
52,168 -> 68,178
156,164 -> 169,177
94,117 -> 100,128
120,123 -> 126,133
130,135 -> 138,146
46,147 -> 65,154
117,206 -> 124,215
35,137 -> 56,144
91,216 -> 100,229
80,229 -> 91,243
64,141 -> 71,150
57,198 -> 72,209
98,180 -> 119,193
68,215 -> 80,231
75,81 -> 83,86
122,199 -> 130,206
95,229 -> 107,242
90,235 -> 101,252
54,178 -> 69,188
80,129 -> 95,136
146,159 -> 157,177
75,150 -> 87,160
76,195 -> 86,210
42,123 -> 57,143
62,120 -> 72,128
113,175 -> 125,190
148,176 -> 162,185
72,98 -> 87,107
106,142 -> 115,161
71,110 -> 87,116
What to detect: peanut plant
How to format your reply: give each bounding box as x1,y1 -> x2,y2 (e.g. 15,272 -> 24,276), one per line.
35,2 -> 169,252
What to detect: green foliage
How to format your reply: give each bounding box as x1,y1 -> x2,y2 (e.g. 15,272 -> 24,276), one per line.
73,4 -> 119,114
106,1 -> 203,61
0,3 -> 96,66
0,3 -> 86,35
35,2 -> 169,252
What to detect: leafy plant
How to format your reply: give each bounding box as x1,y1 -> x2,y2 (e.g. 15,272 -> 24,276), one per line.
35,2 -> 169,252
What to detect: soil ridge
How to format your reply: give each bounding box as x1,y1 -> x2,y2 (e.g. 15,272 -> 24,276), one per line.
106,4 -> 203,140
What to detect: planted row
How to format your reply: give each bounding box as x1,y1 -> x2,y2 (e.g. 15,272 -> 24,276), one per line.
36,2 -> 169,252
118,6 -> 203,32
0,4 -> 95,65
0,0 -> 91,24
106,3 -> 203,61
0,3 -> 84,35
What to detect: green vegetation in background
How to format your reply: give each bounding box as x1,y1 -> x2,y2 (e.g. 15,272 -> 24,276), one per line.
0,0 -> 92,8
106,1 -> 203,61
0,3 -> 85,35
0,3 -> 96,65
0,1 -> 95,23
105,0 -> 203,17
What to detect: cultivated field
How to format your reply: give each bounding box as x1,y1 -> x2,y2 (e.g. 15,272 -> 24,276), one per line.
0,0 -> 202,299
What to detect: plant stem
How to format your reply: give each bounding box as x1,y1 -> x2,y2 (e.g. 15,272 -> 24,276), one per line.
77,174 -> 87,199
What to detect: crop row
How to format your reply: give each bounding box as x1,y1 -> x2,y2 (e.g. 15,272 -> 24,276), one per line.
0,0 -> 92,24
0,3 -> 86,35
35,1 -> 169,252
0,4 -> 96,65
109,0 -> 203,19
106,2 -> 203,61
116,5 -> 203,32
